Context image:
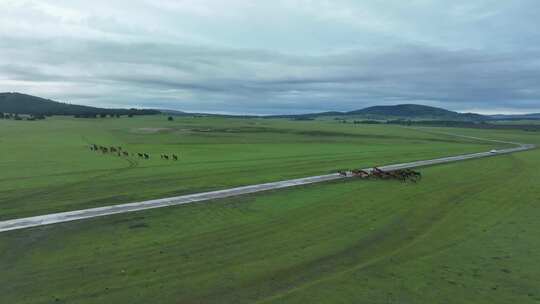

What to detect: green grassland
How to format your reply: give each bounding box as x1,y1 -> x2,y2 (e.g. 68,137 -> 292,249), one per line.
0,116 -> 496,219
0,124 -> 539,303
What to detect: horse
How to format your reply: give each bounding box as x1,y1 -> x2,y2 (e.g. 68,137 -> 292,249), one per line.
409,170 -> 422,182
351,169 -> 370,178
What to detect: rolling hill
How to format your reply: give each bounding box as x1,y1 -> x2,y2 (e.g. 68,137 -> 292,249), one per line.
349,104 -> 456,117
3,92 -> 521,122
0,92 -> 160,116
489,113 -> 540,120
274,104 -> 489,121
349,104 -> 487,120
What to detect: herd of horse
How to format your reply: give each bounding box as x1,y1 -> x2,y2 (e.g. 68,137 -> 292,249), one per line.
89,143 -> 419,181
89,144 -> 179,161
339,167 -> 422,183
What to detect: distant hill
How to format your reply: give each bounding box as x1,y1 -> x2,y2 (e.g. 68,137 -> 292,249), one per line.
349,104 -> 455,117
0,92 -> 160,116
6,93 -> 533,122
349,104 -> 486,120
159,109 -> 189,116
274,104 -> 489,121
489,113 -> 540,120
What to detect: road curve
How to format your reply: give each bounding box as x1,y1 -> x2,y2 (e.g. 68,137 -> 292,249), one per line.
0,137 -> 535,233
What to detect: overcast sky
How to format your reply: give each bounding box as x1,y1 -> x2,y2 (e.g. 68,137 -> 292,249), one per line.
1,0 -> 539,114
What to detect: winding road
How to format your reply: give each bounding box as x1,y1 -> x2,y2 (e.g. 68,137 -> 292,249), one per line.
0,133 -> 535,233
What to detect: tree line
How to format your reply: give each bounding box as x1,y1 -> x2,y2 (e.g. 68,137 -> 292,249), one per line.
0,113 -> 47,121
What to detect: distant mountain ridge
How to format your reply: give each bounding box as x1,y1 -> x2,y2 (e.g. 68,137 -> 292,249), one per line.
489,113 -> 540,120
3,92 -> 537,121
272,104 -> 489,121
0,92 -> 160,116
348,104 -> 487,120
159,109 -> 188,115
349,104 -> 455,116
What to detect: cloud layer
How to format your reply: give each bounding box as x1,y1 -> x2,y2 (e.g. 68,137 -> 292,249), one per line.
1,0 -> 539,114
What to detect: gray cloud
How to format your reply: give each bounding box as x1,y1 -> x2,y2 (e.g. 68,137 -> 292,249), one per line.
1,1 -> 540,114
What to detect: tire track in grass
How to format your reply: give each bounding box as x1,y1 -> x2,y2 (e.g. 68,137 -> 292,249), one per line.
0,131 -> 534,231
0,141 -> 141,219
2,157 -> 138,207
254,155 -> 529,304
383,154 -> 532,267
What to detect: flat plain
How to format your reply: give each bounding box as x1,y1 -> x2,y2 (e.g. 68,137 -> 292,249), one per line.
0,116 -> 494,219
1,116 -> 539,303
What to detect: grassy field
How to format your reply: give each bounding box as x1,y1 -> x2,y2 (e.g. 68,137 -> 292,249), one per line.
0,115 -> 496,219
0,123 -> 538,303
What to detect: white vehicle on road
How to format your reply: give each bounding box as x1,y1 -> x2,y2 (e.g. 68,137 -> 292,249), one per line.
490,149 -> 498,153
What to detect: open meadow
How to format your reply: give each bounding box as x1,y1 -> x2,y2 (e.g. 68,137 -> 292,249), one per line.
0,117 -> 539,303
0,115 -> 496,219
3,1 -> 540,302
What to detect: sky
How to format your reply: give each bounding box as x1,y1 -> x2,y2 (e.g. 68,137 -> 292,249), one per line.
1,0 -> 540,115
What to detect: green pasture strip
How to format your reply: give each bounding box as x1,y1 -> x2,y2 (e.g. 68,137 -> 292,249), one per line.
0,116 -> 493,219
1,144 -> 538,303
